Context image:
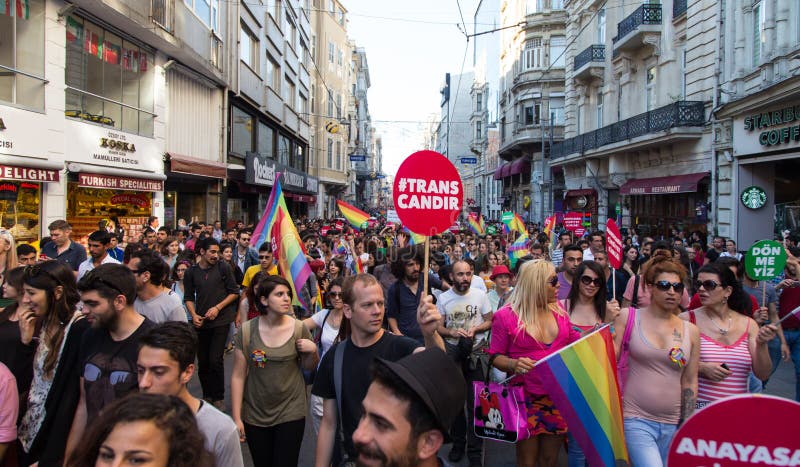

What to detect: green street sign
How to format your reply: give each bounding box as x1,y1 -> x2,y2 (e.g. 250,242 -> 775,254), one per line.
741,186 -> 767,210
501,211 -> 513,222
745,240 -> 787,280
486,225 -> 497,235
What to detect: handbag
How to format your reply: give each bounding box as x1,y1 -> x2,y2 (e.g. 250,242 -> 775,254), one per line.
472,355 -> 530,443
616,307 -> 637,394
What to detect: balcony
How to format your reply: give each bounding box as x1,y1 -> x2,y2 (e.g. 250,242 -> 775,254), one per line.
612,4 -> 662,54
573,45 -> 605,82
673,0 -> 687,19
551,101 -> 705,159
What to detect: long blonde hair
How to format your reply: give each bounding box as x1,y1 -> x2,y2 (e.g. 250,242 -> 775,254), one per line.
0,229 -> 18,274
506,259 -> 563,337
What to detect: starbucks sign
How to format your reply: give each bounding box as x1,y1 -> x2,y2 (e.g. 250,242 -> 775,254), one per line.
740,186 -> 767,210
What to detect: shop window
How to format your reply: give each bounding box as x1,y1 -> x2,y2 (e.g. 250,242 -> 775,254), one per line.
231,106 -> 254,156
65,16 -> 154,137
0,0 -> 45,110
258,122 -> 274,158
0,182 -> 41,244
67,183 -> 153,245
278,134 -> 290,166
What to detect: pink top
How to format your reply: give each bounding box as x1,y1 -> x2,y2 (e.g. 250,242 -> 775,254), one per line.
691,312 -> 752,406
489,304 -> 581,394
0,362 -> 18,443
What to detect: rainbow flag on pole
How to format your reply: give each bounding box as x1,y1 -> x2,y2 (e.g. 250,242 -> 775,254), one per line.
502,211 -> 526,234
507,232 -> 529,268
250,177 -> 313,310
402,226 -> 427,246
467,213 -> 485,235
533,326 -> 629,467
337,200 -> 369,230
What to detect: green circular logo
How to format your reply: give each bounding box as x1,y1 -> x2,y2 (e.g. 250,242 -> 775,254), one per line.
741,186 -> 767,210
745,240 -> 787,281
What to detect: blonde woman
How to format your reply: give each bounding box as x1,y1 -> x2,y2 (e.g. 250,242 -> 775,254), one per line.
0,229 -> 18,284
490,260 -> 581,467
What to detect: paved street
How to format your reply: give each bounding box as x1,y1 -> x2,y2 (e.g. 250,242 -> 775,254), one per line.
189,350 -> 797,467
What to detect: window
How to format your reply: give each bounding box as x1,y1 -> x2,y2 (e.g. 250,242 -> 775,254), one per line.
595,92 -> 603,128
336,93 -> 342,119
231,106 -> 254,155
64,16 -> 155,136
337,48 -> 343,66
184,0 -> 218,29
210,33 -> 222,69
311,34 -> 316,60
285,14 -> 297,51
551,0 -> 564,9
597,9 -> 606,44
311,85 -> 316,113
0,0 -> 45,109
278,134 -> 290,165
329,0 -> 334,14
523,38 -> 543,70
273,0 -> 282,21
523,103 -> 540,125
475,121 -> 483,140
500,117 -> 506,141
337,7 -> 345,25
681,49 -> 687,98
283,76 -> 296,108
327,138 -> 333,167
646,66 -> 657,111
309,134 -> 315,166
753,1 -> 765,66
549,36 -> 566,68
266,54 -> 280,92
576,105 -> 582,134
550,97 -> 565,125
476,92 -> 483,111
300,93 -> 308,116
525,0 -> 542,14
327,93 -> 334,117
240,24 -> 257,69
328,41 -> 334,63
258,122 -> 274,158
335,141 -> 341,170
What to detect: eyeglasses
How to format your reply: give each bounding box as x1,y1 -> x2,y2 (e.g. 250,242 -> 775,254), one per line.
240,237 -> 251,242
547,276 -> 559,287
328,292 -> 343,298
653,280 -> 685,293
259,255 -> 272,260
580,275 -> 603,287
694,280 -> 721,291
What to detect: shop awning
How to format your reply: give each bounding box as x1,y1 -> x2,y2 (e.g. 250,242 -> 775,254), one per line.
508,158 -> 531,177
167,153 -> 227,179
286,193 -> 316,203
565,188 -> 596,197
620,172 -> 709,195
493,163 -> 508,180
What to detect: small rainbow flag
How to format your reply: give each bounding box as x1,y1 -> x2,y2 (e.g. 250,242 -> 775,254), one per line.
402,226 -> 426,246
467,213 -> 485,235
251,177 -> 313,310
354,255 -> 365,274
314,284 -> 324,314
335,238 -> 349,255
507,232 -> 529,268
543,215 -> 556,235
533,326 -> 629,467
502,211 -> 526,234
337,200 -> 369,231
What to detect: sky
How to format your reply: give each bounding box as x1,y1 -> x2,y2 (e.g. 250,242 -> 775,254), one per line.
343,0 -> 481,175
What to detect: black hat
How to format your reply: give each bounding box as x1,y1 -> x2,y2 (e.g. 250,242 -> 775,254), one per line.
375,349 -> 465,434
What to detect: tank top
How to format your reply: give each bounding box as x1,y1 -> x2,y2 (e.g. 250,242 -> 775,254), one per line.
689,311 -> 752,409
561,299 -> 599,333
623,311 -> 692,424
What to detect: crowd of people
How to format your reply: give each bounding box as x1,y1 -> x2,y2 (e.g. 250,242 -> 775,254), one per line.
0,215 -> 797,467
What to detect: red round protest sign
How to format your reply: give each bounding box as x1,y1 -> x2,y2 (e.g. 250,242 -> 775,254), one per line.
393,150 -> 463,236
668,394 -> 800,467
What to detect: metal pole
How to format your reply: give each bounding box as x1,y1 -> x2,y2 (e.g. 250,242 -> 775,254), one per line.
546,112 -> 554,219
538,116 -> 545,224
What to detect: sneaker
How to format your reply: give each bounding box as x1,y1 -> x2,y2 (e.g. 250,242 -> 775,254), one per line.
448,446 -> 465,463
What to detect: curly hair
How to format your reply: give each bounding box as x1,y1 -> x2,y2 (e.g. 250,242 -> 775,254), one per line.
643,251 -> 688,285
66,393 -> 213,467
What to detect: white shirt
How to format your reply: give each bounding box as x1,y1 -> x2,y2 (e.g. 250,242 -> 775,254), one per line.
470,275 -> 487,292
77,254 -> 121,281
436,288 -> 493,349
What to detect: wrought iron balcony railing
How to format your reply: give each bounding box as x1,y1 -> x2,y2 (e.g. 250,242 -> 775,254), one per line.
612,4 -> 662,44
673,0 -> 687,19
574,45 -> 605,71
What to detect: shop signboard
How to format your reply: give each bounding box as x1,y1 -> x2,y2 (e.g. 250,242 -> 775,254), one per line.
734,103 -> 800,156
245,151 -> 313,193
0,164 -> 59,182
65,119 -> 161,172
741,185 -> 767,210
78,173 -> 164,192
0,106 -> 51,158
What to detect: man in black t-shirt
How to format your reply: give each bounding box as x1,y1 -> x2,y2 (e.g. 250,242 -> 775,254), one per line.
312,273 -> 445,467
65,263 -> 155,461
183,237 -> 239,409
705,235 -> 725,264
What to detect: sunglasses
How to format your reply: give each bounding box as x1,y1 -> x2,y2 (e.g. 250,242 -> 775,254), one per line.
259,255 -> 272,260
328,292 -> 343,298
653,280 -> 685,293
547,276 -> 559,287
580,275 -> 603,287
694,280 -> 721,291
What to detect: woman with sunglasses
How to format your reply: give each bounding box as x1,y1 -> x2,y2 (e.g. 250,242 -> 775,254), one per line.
231,275 -> 318,467
679,263 -> 775,409
302,278 -> 344,434
613,255 -> 700,467
16,261 -> 91,466
561,261 -> 621,333
490,260 -> 581,467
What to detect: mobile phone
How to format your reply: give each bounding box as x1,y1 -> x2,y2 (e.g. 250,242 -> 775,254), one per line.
720,363 -> 729,370
792,281 -> 800,288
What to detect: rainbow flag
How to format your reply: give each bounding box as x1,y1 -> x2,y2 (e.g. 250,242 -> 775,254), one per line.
402,226 -> 426,245
337,200 -> 369,231
467,213 -> 485,235
502,211 -> 526,234
507,232 -> 529,268
250,177 -> 313,310
335,238 -> 349,255
543,215 -> 556,235
314,284 -> 324,314
534,326 -> 628,467
354,255 -> 365,274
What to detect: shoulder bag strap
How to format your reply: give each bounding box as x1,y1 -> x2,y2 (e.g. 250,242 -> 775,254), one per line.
242,318 -> 253,361
333,339 -> 347,449
621,307 -> 636,354
632,274 -> 641,308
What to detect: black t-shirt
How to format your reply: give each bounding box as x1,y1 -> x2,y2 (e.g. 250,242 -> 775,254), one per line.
183,261 -> 239,328
311,332 -> 419,458
706,248 -> 720,263
79,318 -> 156,420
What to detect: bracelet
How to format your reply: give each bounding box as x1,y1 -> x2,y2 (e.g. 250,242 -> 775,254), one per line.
509,359 -> 515,373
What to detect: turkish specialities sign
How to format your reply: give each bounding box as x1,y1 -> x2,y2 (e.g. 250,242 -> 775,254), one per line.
741,185 -> 767,210
745,240 -> 788,281
78,173 -> 164,192
393,150 -> 463,236
667,394 -> 800,467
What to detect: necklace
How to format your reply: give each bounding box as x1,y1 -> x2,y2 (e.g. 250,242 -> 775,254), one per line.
708,311 -> 732,335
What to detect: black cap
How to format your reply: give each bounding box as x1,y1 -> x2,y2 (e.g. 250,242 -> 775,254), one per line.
375,349 -> 465,434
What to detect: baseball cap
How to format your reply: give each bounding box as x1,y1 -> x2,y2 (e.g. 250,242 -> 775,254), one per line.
375,349 -> 465,435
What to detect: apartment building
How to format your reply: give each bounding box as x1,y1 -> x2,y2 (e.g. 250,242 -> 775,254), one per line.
437,71 -> 475,220
553,0 -> 713,237
350,46 -> 377,210
497,0 -> 567,223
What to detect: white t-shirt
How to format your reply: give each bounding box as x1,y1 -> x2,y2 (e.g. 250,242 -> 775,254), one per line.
134,290 -> 187,323
196,400 -> 244,467
470,275 -> 487,292
77,254 -> 121,281
310,308 -> 340,358
436,288 -> 492,349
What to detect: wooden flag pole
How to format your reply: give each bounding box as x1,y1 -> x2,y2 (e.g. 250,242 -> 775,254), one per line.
762,282 -> 767,308
423,236 -> 430,296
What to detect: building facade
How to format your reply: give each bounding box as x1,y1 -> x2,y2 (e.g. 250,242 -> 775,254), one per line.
553,0 -> 713,237
437,71 -> 475,220
497,0 -> 567,224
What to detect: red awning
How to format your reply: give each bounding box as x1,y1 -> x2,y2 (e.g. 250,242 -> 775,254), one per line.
493,163 -> 508,180
285,193 -> 316,203
620,172 -> 709,195
167,153 -> 227,179
508,158 -> 531,176
565,188 -> 596,197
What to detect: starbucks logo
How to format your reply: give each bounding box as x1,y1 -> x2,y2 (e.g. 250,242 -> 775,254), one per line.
741,186 -> 767,210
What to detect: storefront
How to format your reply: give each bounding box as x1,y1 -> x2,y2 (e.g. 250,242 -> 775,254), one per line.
563,189 -> 597,230
242,151 -> 318,220
731,101 -> 800,247
620,173 -> 710,238
164,153 -> 226,229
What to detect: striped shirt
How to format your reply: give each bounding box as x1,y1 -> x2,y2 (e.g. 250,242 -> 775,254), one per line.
551,248 -> 564,268
694,316 -> 751,408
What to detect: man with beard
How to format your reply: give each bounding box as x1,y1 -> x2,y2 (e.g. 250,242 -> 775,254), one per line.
65,263 -> 156,459
387,247 -> 444,344
313,274 -> 445,467
129,249 -> 186,323
435,260 -> 492,466
351,349 -> 464,467
557,245 -> 584,300
77,230 -> 120,281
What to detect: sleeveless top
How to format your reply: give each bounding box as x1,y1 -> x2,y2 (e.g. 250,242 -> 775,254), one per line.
623,311 -> 692,424
689,311 -> 751,409
560,299 -> 599,333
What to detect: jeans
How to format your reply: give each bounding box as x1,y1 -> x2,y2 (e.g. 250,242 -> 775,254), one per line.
624,417 -> 677,467
567,431 -> 587,467
196,324 -> 230,401
768,329 -> 800,401
748,372 -> 763,393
